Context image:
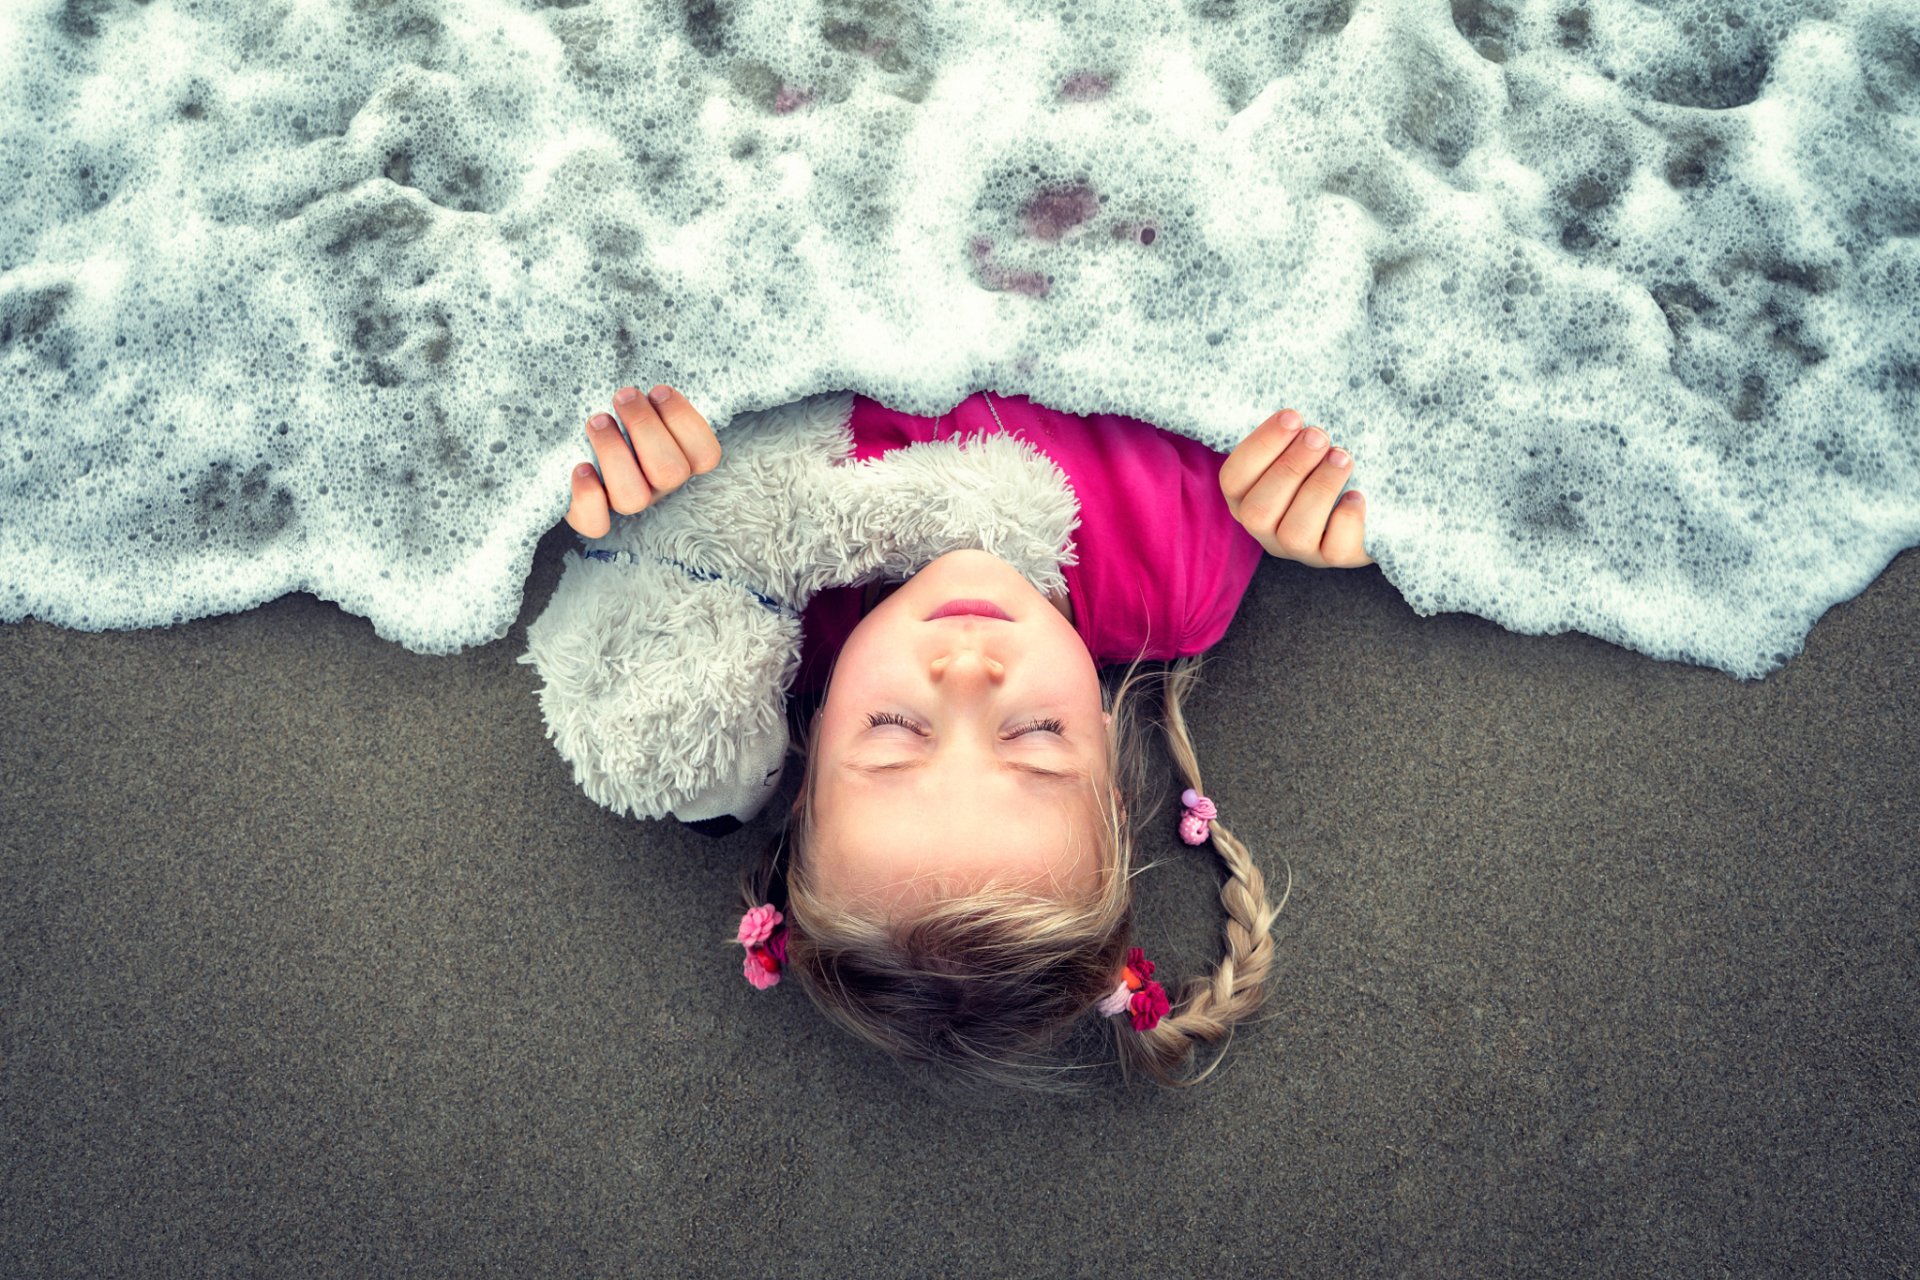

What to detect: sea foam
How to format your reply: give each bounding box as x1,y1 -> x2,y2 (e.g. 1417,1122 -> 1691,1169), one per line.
2,0 -> 1916,677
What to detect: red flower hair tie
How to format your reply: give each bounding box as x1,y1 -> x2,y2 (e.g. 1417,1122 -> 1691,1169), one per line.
736,904 -> 788,990
1096,946 -> 1171,1031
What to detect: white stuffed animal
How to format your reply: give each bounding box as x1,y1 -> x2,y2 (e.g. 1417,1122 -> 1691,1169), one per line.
516,391 -> 1085,836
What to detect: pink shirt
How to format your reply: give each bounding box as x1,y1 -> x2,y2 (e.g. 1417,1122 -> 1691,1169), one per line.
793,392 -> 1263,696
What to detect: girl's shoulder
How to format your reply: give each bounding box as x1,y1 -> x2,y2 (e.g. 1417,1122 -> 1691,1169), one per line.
1024,399 -> 1261,665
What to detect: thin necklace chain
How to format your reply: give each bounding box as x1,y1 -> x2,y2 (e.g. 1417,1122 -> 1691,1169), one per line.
935,391 -> 1007,440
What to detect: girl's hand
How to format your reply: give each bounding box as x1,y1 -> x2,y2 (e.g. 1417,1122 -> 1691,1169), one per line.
1218,409 -> 1374,568
565,385 -> 723,538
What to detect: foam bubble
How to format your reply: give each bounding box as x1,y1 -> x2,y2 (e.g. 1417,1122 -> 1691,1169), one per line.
1,0 -> 1916,676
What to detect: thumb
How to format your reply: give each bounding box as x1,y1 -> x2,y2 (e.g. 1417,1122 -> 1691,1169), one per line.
565,462 -> 611,538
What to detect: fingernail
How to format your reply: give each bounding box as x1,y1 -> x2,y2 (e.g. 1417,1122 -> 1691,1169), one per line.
1343,490 -> 1363,503
648,385 -> 672,405
1303,427 -> 1327,450
613,387 -> 638,405
591,413 -> 614,430
1329,448 -> 1349,467
575,463 -> 597,479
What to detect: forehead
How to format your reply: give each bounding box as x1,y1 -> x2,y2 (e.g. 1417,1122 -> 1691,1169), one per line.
810,767 -> 1108,908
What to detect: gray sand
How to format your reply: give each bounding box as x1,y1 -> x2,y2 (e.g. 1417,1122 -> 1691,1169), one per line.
4,525 -> 1916,1278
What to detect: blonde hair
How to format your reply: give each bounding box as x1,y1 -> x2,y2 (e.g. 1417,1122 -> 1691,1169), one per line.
740,653 -> 1288,1091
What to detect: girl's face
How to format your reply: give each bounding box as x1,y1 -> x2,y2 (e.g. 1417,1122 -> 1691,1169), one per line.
809,549 -> 1113,912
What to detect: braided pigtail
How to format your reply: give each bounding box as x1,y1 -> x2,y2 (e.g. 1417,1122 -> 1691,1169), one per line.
1116,654 -> 1291,1087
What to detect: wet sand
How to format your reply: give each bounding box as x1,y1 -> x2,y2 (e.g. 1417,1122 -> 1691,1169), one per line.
4,522 -> 1916,1277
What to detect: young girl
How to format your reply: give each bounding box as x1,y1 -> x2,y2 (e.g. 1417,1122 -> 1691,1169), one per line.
561,382 -> 1371,1089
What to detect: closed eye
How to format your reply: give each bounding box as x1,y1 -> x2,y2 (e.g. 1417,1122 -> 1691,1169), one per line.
866,711 -> 1066,737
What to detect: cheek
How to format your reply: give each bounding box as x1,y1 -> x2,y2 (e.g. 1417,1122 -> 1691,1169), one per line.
815,660 -> 885,753
827,607 -> 909,689
1043,642 -> 1103,714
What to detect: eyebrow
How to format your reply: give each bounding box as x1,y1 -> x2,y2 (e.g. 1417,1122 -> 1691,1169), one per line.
842,757 -> 1088,783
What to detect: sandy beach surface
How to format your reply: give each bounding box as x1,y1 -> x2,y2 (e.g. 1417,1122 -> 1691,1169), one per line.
5,523 -> 1916,1278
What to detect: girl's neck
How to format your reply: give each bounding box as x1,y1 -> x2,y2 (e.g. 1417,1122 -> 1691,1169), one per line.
861,578 -> 1074,626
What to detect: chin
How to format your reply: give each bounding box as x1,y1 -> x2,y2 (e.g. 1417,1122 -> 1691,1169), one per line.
923,547 -> 1007,569
917,548 -> 1025,586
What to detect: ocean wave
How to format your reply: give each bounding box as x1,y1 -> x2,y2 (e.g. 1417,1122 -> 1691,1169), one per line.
2,0 -> 1916,677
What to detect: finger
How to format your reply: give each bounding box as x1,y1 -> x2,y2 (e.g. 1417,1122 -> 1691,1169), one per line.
1235,424 -> 1333,553
645,385 -> 723,475
1322,489 -> 1374,568
586,410 -> 652,515
1219,409 -> 1304,514
1274,445 -> 1353,564
565,462 -> 612,539
613,387 -> 693,497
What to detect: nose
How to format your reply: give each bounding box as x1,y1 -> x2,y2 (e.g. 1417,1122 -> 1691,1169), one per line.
929,649 -> 1005,685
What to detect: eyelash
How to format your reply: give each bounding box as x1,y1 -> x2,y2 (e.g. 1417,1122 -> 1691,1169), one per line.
866,711 -> 1065,737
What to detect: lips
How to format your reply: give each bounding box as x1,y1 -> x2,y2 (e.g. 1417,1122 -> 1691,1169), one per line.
927,598 -> 1013,621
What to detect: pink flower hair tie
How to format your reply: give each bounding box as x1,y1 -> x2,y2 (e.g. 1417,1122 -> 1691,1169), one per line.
1097,946 -> 1171,1032
736,904 -> 788,990
1178,788 -> 1217,845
